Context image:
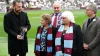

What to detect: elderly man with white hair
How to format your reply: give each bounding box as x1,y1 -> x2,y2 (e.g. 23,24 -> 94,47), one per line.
55,11 -> 84,56
82,3 -> 100,56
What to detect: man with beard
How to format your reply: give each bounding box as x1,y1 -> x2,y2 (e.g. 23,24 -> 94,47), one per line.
3,1 -> 31,56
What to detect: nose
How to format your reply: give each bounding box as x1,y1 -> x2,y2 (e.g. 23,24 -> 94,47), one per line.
55,8 -> 58,10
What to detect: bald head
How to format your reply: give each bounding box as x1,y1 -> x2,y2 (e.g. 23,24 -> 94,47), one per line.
53,2 -> 61,14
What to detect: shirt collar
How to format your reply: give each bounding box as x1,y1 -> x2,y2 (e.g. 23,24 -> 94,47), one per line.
89,15 -> 96,21
54,12 -> 62,16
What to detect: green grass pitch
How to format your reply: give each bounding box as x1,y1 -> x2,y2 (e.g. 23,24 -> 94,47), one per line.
0,10 -> 100,56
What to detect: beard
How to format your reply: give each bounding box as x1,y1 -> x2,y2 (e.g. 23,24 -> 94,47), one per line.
14,8 -> 22,13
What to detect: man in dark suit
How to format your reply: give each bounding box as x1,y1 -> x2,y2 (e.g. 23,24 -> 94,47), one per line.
3,1 -> 31,56
82,3 -> 100,56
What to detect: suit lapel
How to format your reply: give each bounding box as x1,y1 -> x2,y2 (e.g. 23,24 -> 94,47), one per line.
84,17 -> 98,32
84,20 -> 88,31
88,19 -> 96,28
87,17 -> 97,28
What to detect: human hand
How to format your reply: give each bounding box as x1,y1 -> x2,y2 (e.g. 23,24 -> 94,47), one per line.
83,43 -> 88,50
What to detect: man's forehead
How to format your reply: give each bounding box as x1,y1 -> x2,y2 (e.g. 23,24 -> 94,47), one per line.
86,8 -> 92,10
15,2 -> 22,5
53,6 -> 60,8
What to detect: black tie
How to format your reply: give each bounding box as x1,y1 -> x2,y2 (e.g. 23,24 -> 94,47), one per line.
87,19 -> 91,27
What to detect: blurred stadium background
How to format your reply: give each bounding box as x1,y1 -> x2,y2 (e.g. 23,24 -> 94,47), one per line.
0,0 -> 100,56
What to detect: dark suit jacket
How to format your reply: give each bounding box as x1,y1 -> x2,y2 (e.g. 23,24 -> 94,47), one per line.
4,10 -> 31,54
34,26 -> 57,56
72,23 -> 84,56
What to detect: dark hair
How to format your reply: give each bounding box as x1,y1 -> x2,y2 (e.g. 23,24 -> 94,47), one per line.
13,0 -> 22,6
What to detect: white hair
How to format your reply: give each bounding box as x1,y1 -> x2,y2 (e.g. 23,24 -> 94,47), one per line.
61,11 -> 75,23
53,1 -> 61,7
